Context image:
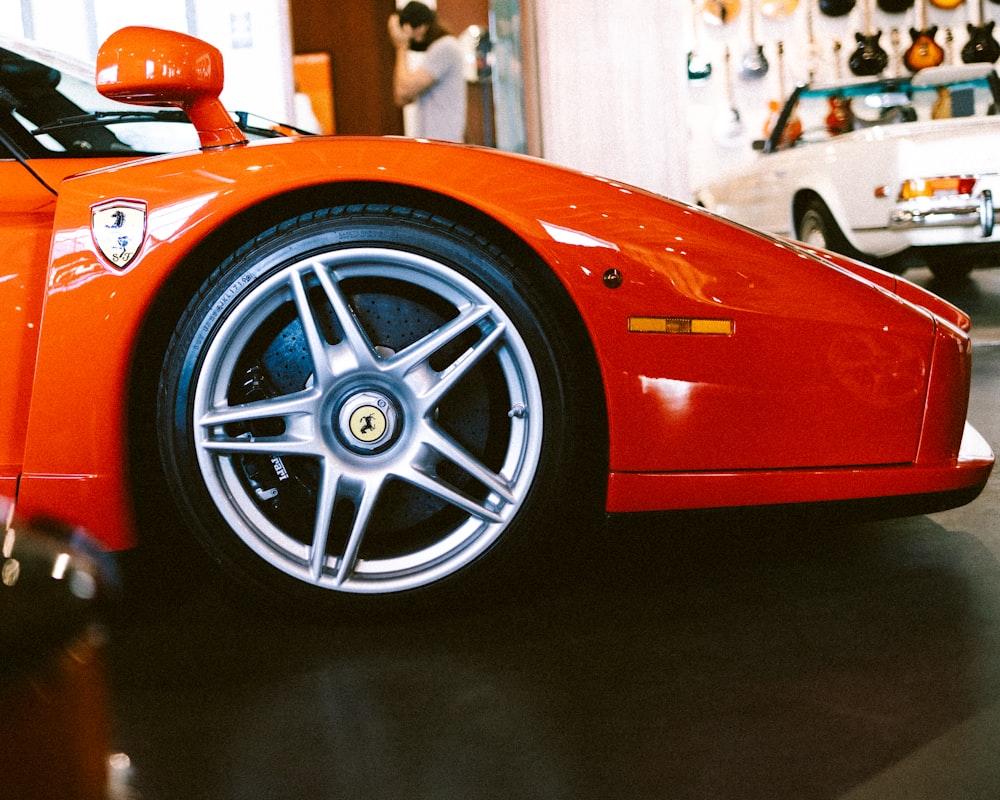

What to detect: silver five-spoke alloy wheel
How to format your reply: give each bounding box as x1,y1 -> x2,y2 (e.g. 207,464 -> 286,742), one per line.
156,205 -> 594,608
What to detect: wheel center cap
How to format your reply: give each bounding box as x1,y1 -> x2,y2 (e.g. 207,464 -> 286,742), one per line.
338,391 -> 399,453
350,405 -> 387,443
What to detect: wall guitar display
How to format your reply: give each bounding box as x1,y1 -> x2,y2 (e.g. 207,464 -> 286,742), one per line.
688,0 -> 998,147
692,0 -> 999,76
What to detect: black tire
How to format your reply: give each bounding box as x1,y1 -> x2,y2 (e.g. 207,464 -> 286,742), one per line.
156,205 -> 602,610
797,199 -> 853,255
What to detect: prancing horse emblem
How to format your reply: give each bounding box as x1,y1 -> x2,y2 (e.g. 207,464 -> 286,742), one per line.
349,404 -> 387,443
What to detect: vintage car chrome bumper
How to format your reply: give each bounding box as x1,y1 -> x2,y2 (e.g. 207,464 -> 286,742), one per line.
889,189 -> 995,237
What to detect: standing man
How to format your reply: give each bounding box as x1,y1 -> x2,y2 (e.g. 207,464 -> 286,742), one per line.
388,2 -> 467,143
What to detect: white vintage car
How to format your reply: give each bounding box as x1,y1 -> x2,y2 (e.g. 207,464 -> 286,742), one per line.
695,63 -> 1000,281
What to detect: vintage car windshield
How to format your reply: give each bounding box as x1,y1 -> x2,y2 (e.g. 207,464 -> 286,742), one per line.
766,64 -> 1000,152
0,38 -> 298,158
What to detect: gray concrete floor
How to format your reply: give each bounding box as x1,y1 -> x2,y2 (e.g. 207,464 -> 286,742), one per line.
107,267 -> 1000,800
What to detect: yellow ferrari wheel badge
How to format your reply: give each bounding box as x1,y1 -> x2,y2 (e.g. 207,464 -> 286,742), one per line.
349,405 -> 388,444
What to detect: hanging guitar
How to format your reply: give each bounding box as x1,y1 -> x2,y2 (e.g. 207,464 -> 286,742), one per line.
932,85 -> 953,117
826,94 -> 855,133
889,27 -> 905,74
849,0 -> 890,74
820,0 -> 856,17
740,0 -> 770,79
962,0 -> 1000,62
688,0 -> 713,80
715,46 -> 746,147
904,0 -> 945,71
761,0 -> 800,17
877,0 -> 914,12
764,42 -> 802,146
805,0 -> 825,80
928,0 -> 965,9
702,0 -> 743,26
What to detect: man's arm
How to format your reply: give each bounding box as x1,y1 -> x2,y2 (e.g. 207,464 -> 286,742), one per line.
388,15 -> 436,106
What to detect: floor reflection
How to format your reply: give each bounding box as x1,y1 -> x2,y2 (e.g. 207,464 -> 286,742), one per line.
107,267 -> 1000,800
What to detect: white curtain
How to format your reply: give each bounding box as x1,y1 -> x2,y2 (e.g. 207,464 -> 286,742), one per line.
533,0 -> 692,201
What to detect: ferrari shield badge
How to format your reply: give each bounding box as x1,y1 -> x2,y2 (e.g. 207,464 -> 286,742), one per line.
92,200 -> 147,269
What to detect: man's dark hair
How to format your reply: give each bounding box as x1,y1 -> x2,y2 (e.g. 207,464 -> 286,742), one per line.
398,2 -> 451,50
398,1 -> 435,27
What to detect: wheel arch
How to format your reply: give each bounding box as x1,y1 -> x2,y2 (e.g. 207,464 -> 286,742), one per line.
791,186 -> 863,252
126,181 -> 611,539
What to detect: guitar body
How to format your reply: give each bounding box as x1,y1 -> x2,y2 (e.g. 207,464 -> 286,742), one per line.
741,44 -> 770,78
820,0 -> 856,16
702,0 -> 742,25
962,20 -> 1000,63
904,26 -> 945,71
716,47 -> 745,147
850,31 -> 890,75
877,0 -> 914,10
826,95 -> 854,133
928,0 -> 964,7
761,0 -> 800,17
688,50 -> 714,80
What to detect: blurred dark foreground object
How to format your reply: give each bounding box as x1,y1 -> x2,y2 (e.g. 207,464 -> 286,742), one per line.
0,509 -> 119,800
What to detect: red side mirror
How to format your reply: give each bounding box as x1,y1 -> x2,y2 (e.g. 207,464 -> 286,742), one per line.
96,26 -> 247,149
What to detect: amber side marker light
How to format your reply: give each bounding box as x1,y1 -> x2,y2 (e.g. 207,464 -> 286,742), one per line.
628,317 -> 734,335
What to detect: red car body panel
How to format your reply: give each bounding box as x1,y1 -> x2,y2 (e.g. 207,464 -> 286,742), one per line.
0,28 -> 992,553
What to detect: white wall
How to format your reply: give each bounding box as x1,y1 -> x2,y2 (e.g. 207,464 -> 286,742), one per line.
533,0 -> 692,201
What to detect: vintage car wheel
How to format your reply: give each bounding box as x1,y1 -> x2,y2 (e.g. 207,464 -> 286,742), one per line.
156,205 -> 600,609
797,199 -> 852,254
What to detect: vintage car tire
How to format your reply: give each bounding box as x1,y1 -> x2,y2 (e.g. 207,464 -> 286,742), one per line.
797,199 -> 855,256
156,204 -> 603,610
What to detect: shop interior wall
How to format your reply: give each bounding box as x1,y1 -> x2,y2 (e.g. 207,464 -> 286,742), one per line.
532,0 -> 691,201
288,0 -> 493,141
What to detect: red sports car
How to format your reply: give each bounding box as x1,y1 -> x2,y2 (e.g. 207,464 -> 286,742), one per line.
1,27 -> 993,608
